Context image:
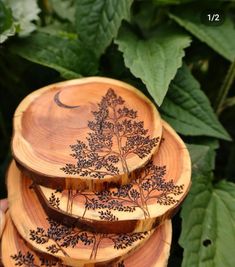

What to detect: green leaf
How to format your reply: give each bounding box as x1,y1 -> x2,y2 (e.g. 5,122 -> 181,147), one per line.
0,22 -> 15,43
50,0 -> 75,23
38,21 -> 77,40
160,65 -> 231,140
0,0 -> 14,43
4,0 -> 40,37
180,175 -> 235,267
115,25 -> 191,106
0,0 -> 13,33
9,32 -> 98,79
153,0 -> 195,5
75,0 -> 133,57
170,7 -> 235,62
187,144 -> 216,175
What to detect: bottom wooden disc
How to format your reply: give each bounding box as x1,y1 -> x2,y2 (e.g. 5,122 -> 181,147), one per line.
1,214 -> 172,267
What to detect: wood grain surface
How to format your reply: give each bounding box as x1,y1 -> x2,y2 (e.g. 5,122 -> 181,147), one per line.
34,121 -> 191,233
12,77 -> 162,191
1,214 -> 172,267
7,162 -> 153,266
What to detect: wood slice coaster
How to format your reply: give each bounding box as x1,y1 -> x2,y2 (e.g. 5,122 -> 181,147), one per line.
2,214 -> 172,267
34,121 -> 191,233
7,162 -> 153,267
2,214 -> 68,267
12,77 -> 162,191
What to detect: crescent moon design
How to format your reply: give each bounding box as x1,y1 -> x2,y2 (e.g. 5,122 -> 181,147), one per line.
54,91 -> 80,109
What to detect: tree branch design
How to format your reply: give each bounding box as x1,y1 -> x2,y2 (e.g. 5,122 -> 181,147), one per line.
11,250 -> 126,267
49,193 -> 60,209
29,218 -> 147,260
49,159 -> 184,219
11,251 -> 64,266
61,88 -> 159,178
61,160 -> 184,219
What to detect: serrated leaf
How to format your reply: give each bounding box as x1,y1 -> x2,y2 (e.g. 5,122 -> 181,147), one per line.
75,0 -> 133,56
115,25 -> 191,106
75,0 -> 133,57
9,32 -> 98,79
180,175 -> 235,267
187,144 -> 216,175
160,64 -> 231,140
170,7 -> 235,61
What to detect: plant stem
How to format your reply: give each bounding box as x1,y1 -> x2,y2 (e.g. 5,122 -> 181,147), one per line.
215,59 -> 235,115
41,0 -> 52,13
221,96 -> 235,111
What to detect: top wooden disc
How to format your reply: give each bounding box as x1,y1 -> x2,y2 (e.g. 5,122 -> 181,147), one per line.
12,77 -> 162,191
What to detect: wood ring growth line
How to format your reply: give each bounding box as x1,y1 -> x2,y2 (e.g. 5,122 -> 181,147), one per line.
12,77 -> 162,191
34,121 -> 191,233
1,214 -> 172,267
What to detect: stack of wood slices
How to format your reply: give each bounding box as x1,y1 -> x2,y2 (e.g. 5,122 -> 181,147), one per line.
1,78 -> 191,267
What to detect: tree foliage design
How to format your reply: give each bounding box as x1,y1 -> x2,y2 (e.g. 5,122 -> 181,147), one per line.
49,193 -> 60,209
29,218 -> 147,260
56,159 -> 184,219
11,251 -> 63,267
61,88 -> 159,178
83,160 -> 184,218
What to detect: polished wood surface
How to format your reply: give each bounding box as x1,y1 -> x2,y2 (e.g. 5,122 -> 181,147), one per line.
1,214 -> 172,267
12,78 -> 162,191
7,162 -> 153,267
34,121 -> 191,233
2,214 -> 68,267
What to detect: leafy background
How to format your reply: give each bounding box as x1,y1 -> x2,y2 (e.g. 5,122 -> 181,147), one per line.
0,0 -> 235,266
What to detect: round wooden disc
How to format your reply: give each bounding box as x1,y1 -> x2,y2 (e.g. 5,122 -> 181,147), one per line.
12,77 -> 162,191
2,214 -> 67,267
2,214 -> 172,267
7,162 -> 153,267
34,121 -> 191,233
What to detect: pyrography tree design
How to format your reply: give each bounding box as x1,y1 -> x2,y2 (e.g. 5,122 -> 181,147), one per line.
11,251 -> 63,266
29,218 -> 147,260
75,160 -> 184,219
49,159 -> 184,217
61,88 -> 159,178
48,193 -> 60,210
